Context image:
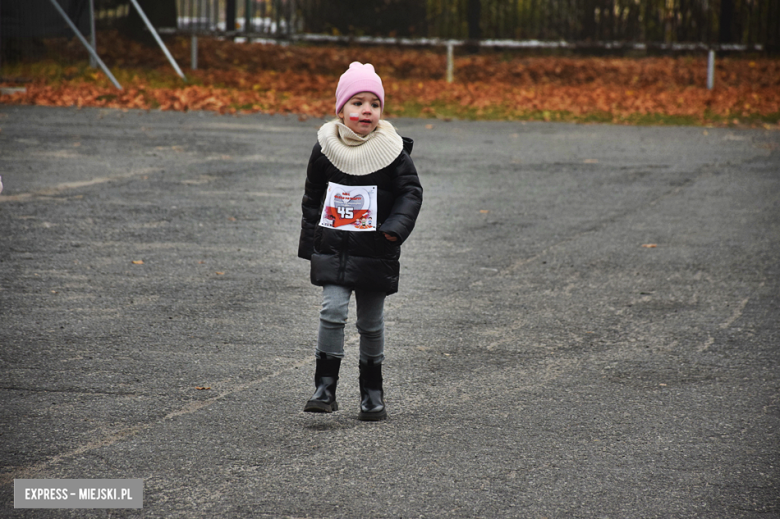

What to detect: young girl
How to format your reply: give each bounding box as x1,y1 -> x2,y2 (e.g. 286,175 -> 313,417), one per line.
298,62 -> 423,421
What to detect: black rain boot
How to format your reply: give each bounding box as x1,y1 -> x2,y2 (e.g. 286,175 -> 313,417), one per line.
358,359 -> 387,421
304,353 -> 341,413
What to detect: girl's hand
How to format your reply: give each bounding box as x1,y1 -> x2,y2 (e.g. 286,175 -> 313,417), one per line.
382,233 -> 398,242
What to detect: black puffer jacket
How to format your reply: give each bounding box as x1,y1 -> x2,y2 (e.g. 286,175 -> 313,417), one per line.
298,137 -> 422,295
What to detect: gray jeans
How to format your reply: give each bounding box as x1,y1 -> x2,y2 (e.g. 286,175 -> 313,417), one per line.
317,284 -> 386,364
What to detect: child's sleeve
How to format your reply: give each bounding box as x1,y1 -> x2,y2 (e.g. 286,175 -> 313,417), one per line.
298,145 -> 328,260
378,152 -> 423,245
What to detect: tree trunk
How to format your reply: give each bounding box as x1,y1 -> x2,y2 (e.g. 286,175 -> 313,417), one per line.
122,0 -> 178,44
719,0 -> 734,43
467,0 -> 482,39
225,0 -> 237,33
583,0 -> 597,41
464,0 -> 481,53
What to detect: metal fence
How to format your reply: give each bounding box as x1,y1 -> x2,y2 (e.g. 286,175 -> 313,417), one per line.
4,0 -> 778,51
425,0 -> 778,48
172,0 -> 298,36
166,0 -> 779,50
175,0 -> 777,49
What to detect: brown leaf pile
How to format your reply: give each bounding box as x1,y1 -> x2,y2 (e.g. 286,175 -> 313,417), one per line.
2,32 -> 778,125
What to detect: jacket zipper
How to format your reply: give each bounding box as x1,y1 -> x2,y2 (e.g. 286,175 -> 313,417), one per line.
337,232 -> 348,284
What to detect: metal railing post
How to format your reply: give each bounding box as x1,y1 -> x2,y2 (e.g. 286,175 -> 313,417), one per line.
446,42 -> 454,83
191,33 -> 198,70
127,0 -> 186,81
46,0 -> 122,90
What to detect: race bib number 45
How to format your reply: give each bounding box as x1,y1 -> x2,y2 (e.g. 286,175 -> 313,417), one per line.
319,182 -> 378,232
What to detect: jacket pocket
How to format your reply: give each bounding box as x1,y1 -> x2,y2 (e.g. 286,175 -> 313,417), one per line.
374,232 -> 400,260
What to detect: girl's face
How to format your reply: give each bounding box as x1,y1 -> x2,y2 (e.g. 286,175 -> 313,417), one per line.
338,92 -> 381,136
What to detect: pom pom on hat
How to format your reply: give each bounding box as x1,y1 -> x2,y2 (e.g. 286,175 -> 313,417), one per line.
335,62 -> 385,116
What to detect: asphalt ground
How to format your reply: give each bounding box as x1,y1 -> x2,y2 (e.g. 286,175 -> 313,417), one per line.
0,105 -> 778,518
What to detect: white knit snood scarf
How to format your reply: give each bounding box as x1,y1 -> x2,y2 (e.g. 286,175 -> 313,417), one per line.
317,119 -> 404,176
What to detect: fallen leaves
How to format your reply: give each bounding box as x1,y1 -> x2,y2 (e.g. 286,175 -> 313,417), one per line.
1,32 -> 778,126
131,260 -> 144,264
641,244 -> 658,248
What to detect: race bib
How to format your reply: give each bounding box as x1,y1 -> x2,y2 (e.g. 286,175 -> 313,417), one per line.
319,182 -> 378,232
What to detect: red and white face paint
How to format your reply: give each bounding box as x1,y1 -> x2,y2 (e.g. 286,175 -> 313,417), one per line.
338,92 -> 381,137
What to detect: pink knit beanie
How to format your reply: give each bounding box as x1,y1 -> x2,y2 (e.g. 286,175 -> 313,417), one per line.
335,62 -> 385,116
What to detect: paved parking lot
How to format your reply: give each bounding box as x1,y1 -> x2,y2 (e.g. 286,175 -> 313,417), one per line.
1,105 -> 778,517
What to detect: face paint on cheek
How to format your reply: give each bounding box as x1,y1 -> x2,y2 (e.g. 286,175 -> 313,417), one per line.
349,113 -> 360,121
